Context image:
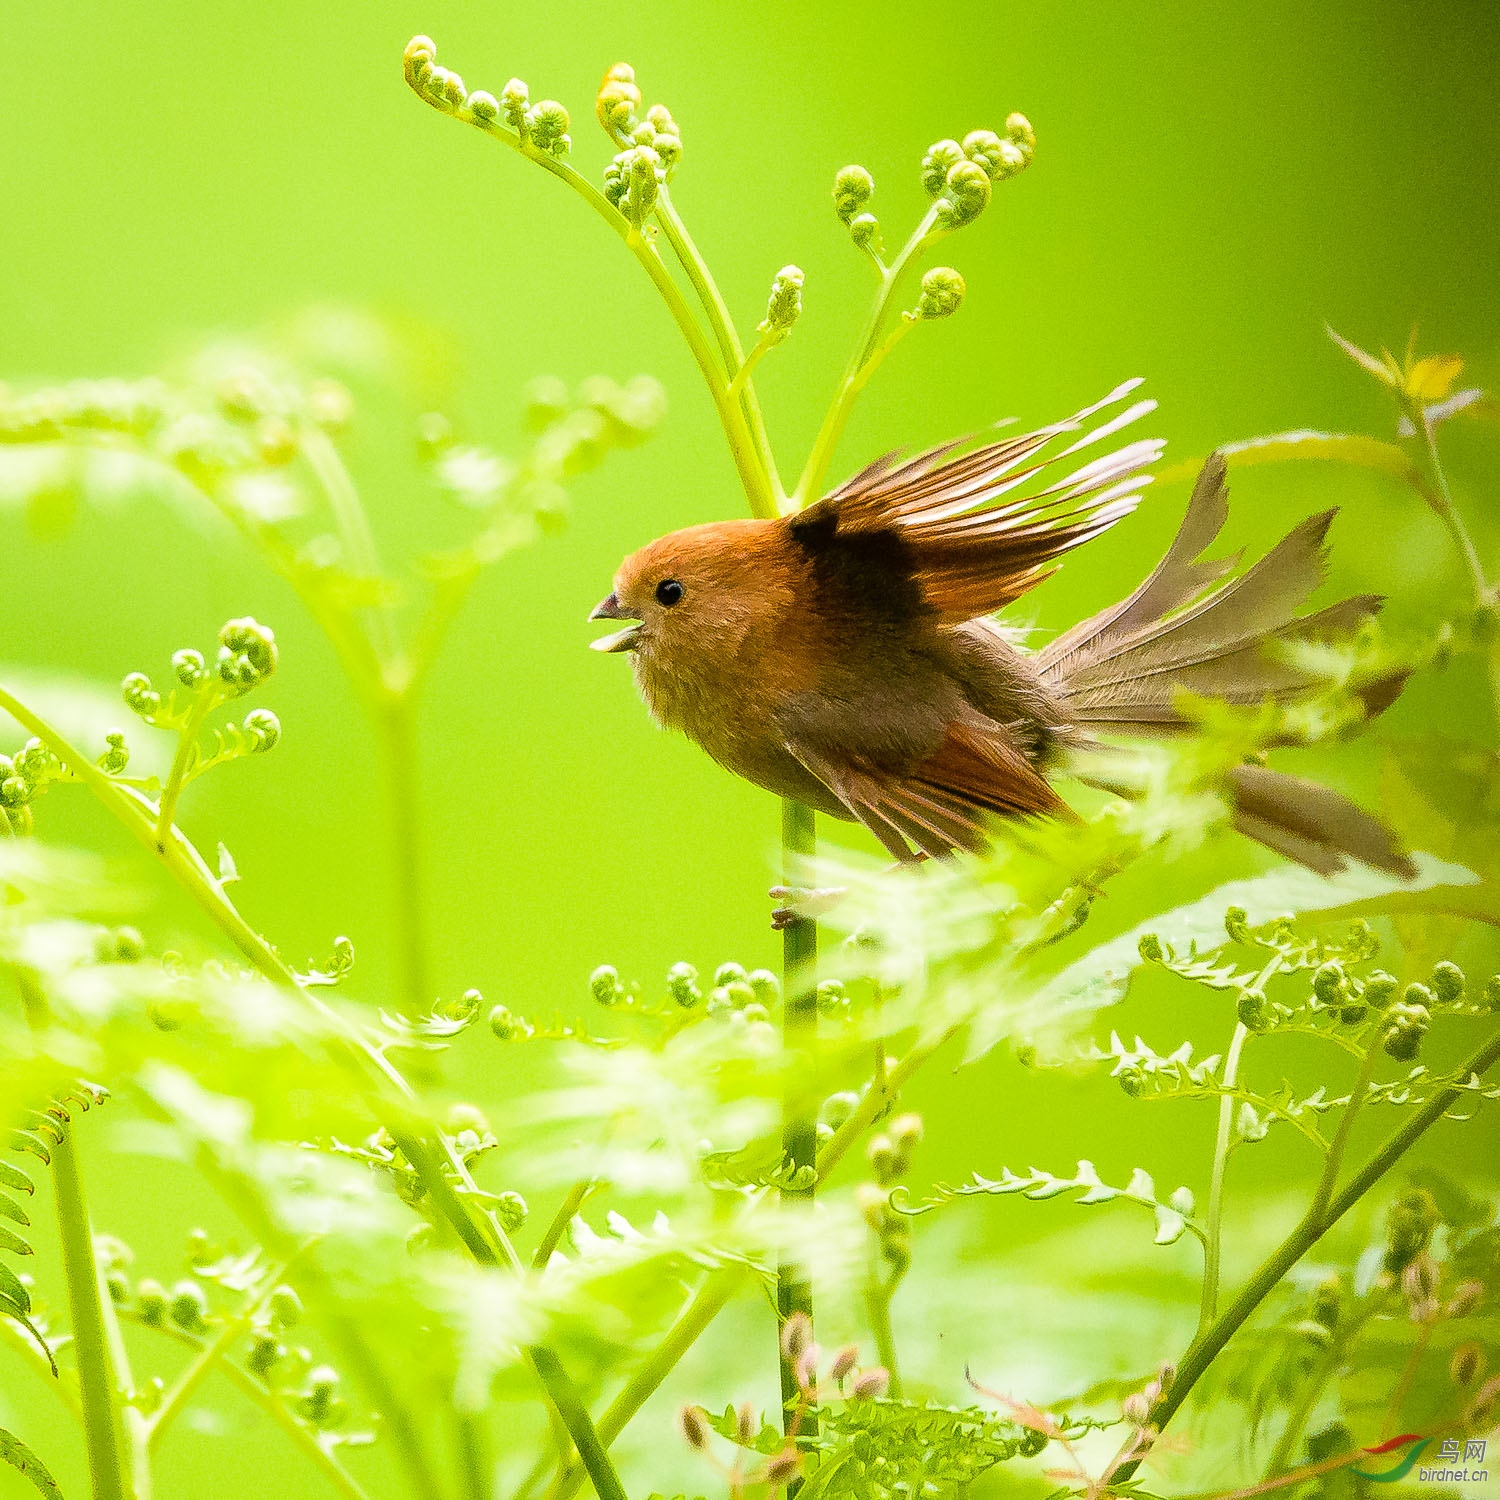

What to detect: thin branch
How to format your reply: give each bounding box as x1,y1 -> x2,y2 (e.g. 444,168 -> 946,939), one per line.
1199,1022 -> 1250,1331
792,207 -> 944,507
1112,1016 -> 1500,1484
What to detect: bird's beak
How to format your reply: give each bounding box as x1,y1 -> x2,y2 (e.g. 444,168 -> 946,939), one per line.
588,593 -> 642,653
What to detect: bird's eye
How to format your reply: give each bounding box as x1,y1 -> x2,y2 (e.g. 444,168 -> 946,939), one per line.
655,578 -> 685,607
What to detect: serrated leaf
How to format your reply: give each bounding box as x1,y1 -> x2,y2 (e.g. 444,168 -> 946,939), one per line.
1032,853 -> 1475,1023
0,1426 -> 65,1500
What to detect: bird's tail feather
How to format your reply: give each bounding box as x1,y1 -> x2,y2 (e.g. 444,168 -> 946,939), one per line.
1040,453 -> 1414,877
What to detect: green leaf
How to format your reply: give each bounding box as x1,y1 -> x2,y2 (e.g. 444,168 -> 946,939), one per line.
0,1226 -> 33,1257
0,1160 -> 33,1195
0,1260 -> 32,1314
1154,430 -> 1430,502
0,1193 -> 31,1229
1031,852 -> 1475,1024
0,1427 -> 65,1500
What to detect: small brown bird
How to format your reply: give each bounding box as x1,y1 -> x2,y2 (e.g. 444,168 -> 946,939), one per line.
590,385 -> 1413,879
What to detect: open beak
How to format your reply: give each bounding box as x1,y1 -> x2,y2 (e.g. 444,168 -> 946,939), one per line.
588,593 -> 642,653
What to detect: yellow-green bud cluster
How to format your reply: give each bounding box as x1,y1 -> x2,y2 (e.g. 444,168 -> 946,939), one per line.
495,1190 -> 528,1231
295,1366 -> 344,1429
1383,1188 -> 1439,1275
634,103 -> 683,175
0,738 -> 64,810
94,925 -> 146,964
923,116 -> 1034,228
404,38 -> 569,154
914,267 -> 965,320
0,377 -> 167,442
217,617 -> 278,693
596,63 -> 642,139
858,1113 -> 923,1275
832,164 -> 881,253
96,735 -> 130,780
604,145 -> 662,228
1382,987 -> 1431,1060
758,265 -> 804,343
666,961 -> 702,1008
242,708 -> 281,752
403,36 -> 468,115
590,964 -> 625,1005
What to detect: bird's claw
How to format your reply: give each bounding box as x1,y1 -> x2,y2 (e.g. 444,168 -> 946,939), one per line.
768,884 -> 849,929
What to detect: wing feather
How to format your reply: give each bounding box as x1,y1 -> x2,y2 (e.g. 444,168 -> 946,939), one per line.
789,384 -> 1163,623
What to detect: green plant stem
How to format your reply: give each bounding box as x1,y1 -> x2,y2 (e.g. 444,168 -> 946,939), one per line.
1308,1040 -> 1383,1224
145,1316 -> 245,1451
778,799 -> 819,1435
727,334 -> 774,401
116,1311 -> 375,1500
456,1410 -> 491,1500
0,683 -> 625,1500
1199,1021 -> 1250,1332
1418,410 -> 1500,717
462,120 -> 775,519
299,423 -> 402,670
864,1269 -> 902,1399
532,1180 -> 598,1269
375,691 -> 429,1015
153,693 -> 215,850
542,1266 -> 745,1500
1264,1331 -> 1341,1477
1419,413 -> 1491,607
1383,1315 -> 1438,1438
1113,1016 -> 1500,1485
530,1348 -> 626,1500
51,1123 -> 132,1500
793,207 -> 943,506
654,191 -> 785,506
816,1034 -> 947,1184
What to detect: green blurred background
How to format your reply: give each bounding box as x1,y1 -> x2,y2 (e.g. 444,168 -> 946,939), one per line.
3,1 -> 1499,1494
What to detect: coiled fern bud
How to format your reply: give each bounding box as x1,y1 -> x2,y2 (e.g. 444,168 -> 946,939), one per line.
833,164 -> 874,224
758,266 -> 804,343
935,159 -> 991,227
500,78 -> 530,132
596,63 -> 641,140
914,267 -> 965,320
920,139 -> 966,197
217,618 -> 278,693
525,100 -> 571,156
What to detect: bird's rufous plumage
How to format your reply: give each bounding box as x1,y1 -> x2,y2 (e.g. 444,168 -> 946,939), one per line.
590,383 -> 1414,878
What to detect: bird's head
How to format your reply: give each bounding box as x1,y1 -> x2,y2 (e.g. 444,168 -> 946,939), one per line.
588,518 -> 787,664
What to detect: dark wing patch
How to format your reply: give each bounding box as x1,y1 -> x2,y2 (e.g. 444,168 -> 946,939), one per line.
790,382 -> 1162,624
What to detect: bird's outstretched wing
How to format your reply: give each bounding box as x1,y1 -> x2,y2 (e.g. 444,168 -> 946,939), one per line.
783,717 -> 1072,862
789,382 -> 1162,623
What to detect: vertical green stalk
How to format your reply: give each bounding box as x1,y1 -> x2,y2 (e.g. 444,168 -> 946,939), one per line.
793,207 -> 944,506
1111,1018 -> 1500,1486
455,1410 -> 491,1500
778,799 -> 819,1435
1199,1021 -> 1250,1331
377,691 -> 429,1012
1417,410 -> 1500,718
51,1124 -> 132,1500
